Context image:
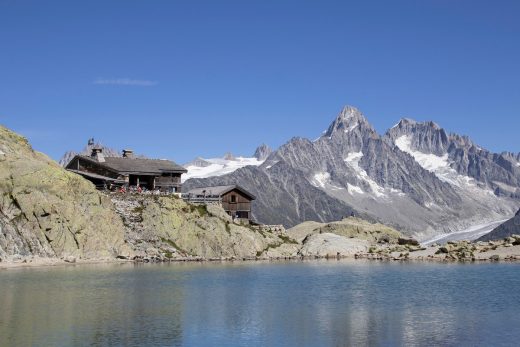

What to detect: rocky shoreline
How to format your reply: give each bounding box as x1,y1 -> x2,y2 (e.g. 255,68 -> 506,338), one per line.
3,236 -> 520,270
355,236 -> 520,262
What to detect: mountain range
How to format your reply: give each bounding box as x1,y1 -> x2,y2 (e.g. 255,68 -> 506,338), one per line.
184,106 -> 520,240
181,145 -> 270,182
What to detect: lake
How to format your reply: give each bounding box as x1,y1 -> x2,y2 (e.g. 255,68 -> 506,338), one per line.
1,260 -> 519,347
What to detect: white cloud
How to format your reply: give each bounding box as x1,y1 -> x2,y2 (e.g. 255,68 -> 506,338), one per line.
93,78 -> 158,86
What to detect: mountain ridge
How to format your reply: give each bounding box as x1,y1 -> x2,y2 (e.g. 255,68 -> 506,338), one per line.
184,105 -> 520,240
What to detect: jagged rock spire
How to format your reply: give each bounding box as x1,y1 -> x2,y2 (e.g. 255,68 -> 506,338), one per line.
253,144 -> 272,161
323,105 -> 375,138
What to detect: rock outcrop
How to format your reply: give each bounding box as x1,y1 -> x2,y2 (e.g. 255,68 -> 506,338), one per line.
286,217 -> 408,258
287,216 -> 403,244
0,126 -> 130,262
299,233 -> 370,257
477,209 -> 520,241
111,194 -> 300,261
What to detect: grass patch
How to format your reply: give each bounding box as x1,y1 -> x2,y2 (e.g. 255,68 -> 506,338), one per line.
131,203 -> 145,222
278,235 -> 298,244
132,204 -> 145,214
189,204 -> 208,216
161,237 -> 188,254
256,242 -> 283,257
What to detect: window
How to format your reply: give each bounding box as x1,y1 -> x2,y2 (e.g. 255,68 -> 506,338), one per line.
230,195 -> 236,203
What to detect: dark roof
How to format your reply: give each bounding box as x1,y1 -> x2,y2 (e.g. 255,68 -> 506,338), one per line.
68,169 -> 125,183
76,155 -> 187,174
185,185 -> 256,200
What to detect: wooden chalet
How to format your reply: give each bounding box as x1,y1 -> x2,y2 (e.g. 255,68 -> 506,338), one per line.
183,185 -> 255,221
65,148 -> 187,192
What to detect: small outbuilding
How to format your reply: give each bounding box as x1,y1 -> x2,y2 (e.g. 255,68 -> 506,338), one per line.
183,185 -> 256,221
66,148 -> 187,192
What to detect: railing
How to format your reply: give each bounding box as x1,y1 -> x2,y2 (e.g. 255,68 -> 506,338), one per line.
182,195 -> 222,204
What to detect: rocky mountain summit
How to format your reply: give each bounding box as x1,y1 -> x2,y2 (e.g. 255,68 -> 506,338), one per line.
184,106 -> 520,240
386,118 -> 520,199
59,139 -> 120,167
253,144 -> 272,161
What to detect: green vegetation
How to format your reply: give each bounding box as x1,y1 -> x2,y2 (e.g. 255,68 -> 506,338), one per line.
132,204 -> 145,215
189,204 -> 208,217
278,235 -> 298,244
161,237 -> 187,254
256,242 -> 283,257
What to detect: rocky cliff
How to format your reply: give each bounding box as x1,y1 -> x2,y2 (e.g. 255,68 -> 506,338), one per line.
111,194 -> 299,260
0,126 -> 130,262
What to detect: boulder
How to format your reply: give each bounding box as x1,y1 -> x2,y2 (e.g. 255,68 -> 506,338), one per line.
299,233 -> 369,257
436,246 -> 450,254
398,237 -> 420,246
64,256 -> 76,263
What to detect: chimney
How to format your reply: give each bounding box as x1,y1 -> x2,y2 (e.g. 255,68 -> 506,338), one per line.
122,149 -> 134,158
91,147 -> 105,162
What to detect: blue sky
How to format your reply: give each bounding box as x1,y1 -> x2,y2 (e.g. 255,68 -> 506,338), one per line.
1,0 -> 519,163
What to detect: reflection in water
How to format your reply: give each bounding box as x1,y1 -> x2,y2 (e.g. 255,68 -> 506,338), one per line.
1,261 -> 520,346
0,264 -> 185,346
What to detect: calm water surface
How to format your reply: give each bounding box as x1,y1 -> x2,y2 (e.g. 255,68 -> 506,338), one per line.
1,260 -> 519,347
